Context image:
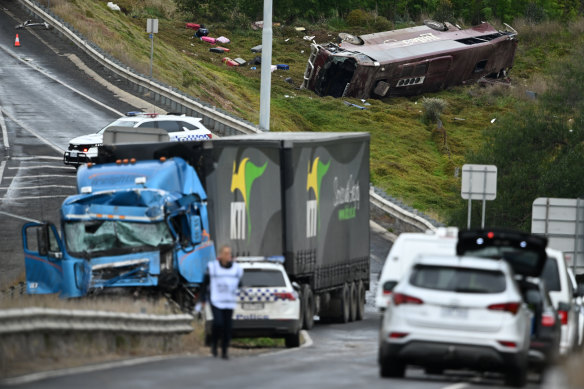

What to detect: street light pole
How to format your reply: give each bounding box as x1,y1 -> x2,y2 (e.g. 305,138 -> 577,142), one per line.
259,0 -> 273,131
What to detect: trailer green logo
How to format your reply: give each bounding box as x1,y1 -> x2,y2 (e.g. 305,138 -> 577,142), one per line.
230,158 -> 268,240
306,157 -> 330,237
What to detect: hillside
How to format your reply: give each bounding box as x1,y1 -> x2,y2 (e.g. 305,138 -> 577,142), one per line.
46,0 -> 584,221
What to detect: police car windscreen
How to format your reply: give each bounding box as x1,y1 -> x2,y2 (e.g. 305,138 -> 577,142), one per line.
242,269 -> 286,287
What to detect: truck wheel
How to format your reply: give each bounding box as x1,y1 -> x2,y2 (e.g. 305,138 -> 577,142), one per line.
285,332 -> 301,348
338,283 -> 350,323
302,284 -> 315,330
356,280 -> 365,321
349,282 -> 358,322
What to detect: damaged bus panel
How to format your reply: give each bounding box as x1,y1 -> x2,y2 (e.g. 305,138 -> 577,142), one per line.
301,21 -> 518,99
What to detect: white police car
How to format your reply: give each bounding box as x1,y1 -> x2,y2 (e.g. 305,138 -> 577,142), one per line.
63,112 -> 212,167
205,257 -> 302,348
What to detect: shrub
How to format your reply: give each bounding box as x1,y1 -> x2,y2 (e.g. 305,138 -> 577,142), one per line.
372,15 -> 392,31
346,9 -> 369,27
422,97 -> 447,123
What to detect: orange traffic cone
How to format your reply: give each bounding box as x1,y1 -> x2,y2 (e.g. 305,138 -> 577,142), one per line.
14,34 -> 21,47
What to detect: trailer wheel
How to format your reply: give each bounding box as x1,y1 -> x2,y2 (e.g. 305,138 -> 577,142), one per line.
302,284 -> 315,330
356,280 -> 365,321
349,282 -> 358,322
338,283 -> 351,323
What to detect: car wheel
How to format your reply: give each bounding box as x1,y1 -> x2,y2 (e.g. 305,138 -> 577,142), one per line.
349,282 -> 358,322
356,280 -> 365,321
285,332 -> 301,348
505,358 -> 527,387
379,356 -> 406,378
302,284 -> 315,330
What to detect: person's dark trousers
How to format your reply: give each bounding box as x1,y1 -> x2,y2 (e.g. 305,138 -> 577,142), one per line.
211,305 -> 234,358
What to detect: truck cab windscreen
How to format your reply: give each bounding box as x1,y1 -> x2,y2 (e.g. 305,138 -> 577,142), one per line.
315,56 -> 356,97
64,220 -> 173,258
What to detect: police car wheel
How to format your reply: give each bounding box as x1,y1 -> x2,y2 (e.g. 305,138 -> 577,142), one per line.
302,284 -> 315,330
284,332 -> 301,348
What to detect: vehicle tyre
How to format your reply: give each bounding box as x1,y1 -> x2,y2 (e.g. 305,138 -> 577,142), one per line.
379,356 -> 406,378
356,280 -> 365,321
302,284 -> 315,330
505,358 -> 527,387
339,283 -> 351,323
285,332 -> 301,348
349,282 -> 358,322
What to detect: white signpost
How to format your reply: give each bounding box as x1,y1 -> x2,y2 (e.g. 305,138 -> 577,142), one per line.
532,197 -> 584,272
461,164 -> 497,229
146,18 -> 159,78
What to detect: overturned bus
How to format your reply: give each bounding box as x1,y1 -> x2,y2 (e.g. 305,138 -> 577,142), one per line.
301,21 -> 518,99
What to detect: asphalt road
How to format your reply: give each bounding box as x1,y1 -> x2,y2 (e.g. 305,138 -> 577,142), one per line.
0,2 -> 550,388
0,1 -> 141,288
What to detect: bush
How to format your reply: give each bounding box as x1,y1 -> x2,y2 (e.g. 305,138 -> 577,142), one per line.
372,15 -> 392,31
328,17 -> 347,30
422,97 -> 447,123
346,9 -> 369,27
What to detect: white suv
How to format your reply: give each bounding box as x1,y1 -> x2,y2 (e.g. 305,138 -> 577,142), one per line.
64,113 -> 212,166
205,257 -> 302,348
378,229 -> 548,387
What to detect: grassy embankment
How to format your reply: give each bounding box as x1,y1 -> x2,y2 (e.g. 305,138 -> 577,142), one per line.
46,0 -> 584,221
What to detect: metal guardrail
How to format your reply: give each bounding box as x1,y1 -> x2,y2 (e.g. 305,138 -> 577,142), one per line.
0,307 -> 193,334
18,0 -> 443,233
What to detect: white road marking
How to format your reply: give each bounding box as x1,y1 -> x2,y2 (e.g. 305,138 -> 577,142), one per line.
0,185 -> 76,190
6,175 -> 75,179
11,156 -> 63,161
0,210 -> 42,223
0,106 -> 9,149
0,43 -> 124,117
0,160 -> 6,185
8,165 -> 70,170
0,108 -> 65,153
1,195 -> 70,200
441,383 -> 470,389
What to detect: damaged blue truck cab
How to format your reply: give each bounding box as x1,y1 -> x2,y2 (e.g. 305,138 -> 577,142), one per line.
22,157 -> 215,299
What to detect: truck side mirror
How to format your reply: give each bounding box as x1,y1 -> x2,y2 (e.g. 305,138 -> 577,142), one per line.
37,226 -> 49,257
190,215 -> 202,244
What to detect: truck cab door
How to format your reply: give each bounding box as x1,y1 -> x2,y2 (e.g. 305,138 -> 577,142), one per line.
22,222 -> 65,294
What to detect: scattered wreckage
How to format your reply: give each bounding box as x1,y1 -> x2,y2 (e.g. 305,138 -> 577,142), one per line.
301,21 -> 518,99
15,20 -> 50,30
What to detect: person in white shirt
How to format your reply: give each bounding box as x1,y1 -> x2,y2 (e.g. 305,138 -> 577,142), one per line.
199,245 -> 243,359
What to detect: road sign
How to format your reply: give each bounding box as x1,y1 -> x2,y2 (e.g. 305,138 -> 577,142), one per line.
146,19 -> 158,34
461,164 -> 497,200
461,164 -> 497,228
532,197 -> 584,272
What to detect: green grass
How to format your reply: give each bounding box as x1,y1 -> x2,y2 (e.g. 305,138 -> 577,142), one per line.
47,1 -> 584,220
231,337 -> 285,348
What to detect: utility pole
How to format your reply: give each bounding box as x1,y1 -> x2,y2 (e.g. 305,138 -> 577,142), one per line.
259,0 -> 273,131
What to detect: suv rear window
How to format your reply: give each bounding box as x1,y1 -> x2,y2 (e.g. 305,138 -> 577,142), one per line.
242,269 -> 286,287
410,265 -> 506,294
541,257 -> 561,291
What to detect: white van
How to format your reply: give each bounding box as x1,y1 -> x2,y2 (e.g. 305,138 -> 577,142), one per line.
375,228 -> 458,312
541,248 -> 580,354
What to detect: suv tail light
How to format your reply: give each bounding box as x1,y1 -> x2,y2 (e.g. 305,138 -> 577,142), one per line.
498,340 -> 517,348
393,293 -> 423,306
274,292 -> 296,301
541,313 -> 556,327
558,310 -> 569,325
389,332 -> 409,339
487,302 -> 521,315
208,134 -> 213,139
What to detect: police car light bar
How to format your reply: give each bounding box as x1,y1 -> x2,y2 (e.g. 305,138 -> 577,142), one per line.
236,256 -> 285,264
125,112 -> 160,118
